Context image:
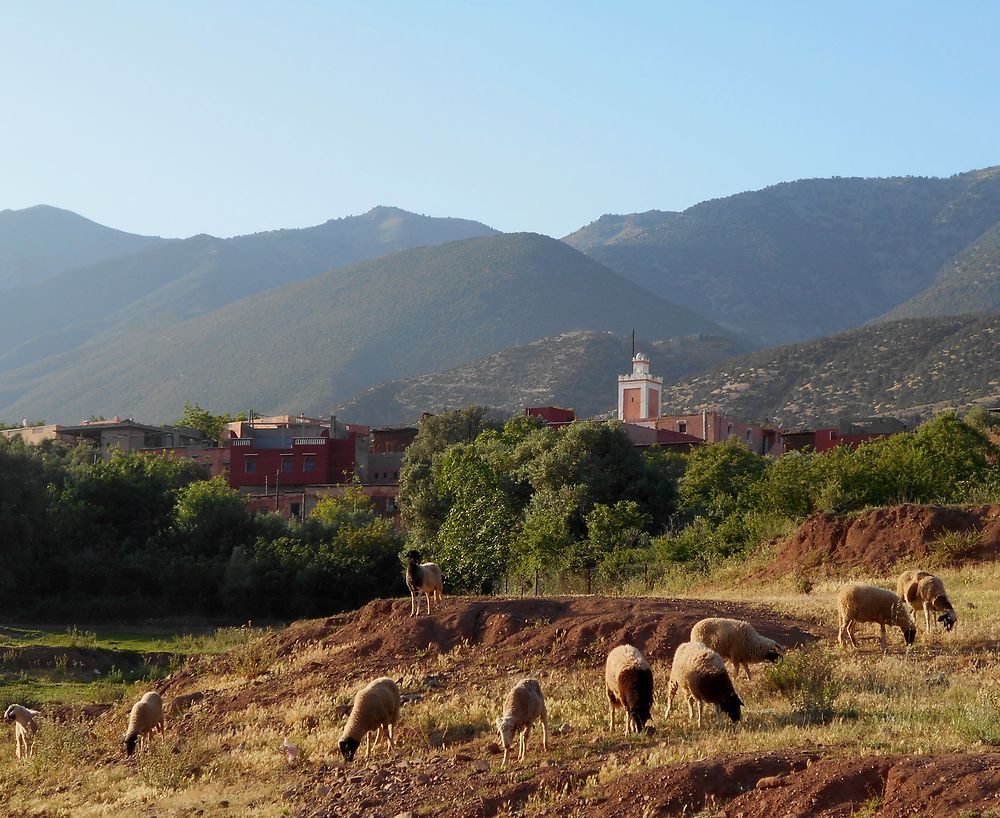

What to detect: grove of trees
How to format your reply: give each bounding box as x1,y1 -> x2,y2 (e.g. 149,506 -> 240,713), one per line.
0,406 -> 997,621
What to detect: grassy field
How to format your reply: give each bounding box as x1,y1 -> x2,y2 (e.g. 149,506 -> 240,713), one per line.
0,564 -> 997,817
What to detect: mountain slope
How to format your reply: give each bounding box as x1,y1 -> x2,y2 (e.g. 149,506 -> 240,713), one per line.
332,330 -> 743,425
882,221 -> 1000,320
656,314 -> 1000,427
0,233 -> 726,424
0,205 -> 165,289
565,168 -> 1000,345
0,206 -> 497,374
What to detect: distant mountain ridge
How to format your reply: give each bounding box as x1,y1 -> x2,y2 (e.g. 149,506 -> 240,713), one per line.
332,330 -> 743,426
0,206 -> 498,376
0,205 -> 165,289
0,233 -> 724,423
566,168 -> 1000,345
656,313 -> 1000,428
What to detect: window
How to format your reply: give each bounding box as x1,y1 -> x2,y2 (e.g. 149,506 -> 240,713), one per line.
290,502 -> 301,518
393,471 -> 398,480
281,455 -> 293,473
727,423 -> 733,437
677,421 -> 686,434
303,454 -> 316,473
746,429 -> 753,443
245,456 -> 257,473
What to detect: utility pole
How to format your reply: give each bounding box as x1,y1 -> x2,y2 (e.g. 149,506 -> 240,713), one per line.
275,469 -> 280,512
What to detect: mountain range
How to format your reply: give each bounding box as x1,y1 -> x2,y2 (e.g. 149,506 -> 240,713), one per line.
4,167 -> 1000,426
565,167 -> 1000,345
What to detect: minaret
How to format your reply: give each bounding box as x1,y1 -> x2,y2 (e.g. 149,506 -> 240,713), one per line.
618,352 -> 663,423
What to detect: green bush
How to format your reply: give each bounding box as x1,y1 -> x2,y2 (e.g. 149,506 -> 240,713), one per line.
764,645 -> 842,724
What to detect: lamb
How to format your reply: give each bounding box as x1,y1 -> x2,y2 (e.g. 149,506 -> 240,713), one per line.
896,569 -> 958,632
123,691 -> 164,755
689,617 -> 784,681
837,583 -> 917,655
665,641 -> 743,727
338,677 -> 401,762
604,644 -> 653,735
495,678 -> 549,768
4,704 -> 39,759
404,550 -> 444,616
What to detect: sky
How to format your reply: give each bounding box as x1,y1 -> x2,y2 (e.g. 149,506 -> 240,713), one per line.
1,1 -> 998,239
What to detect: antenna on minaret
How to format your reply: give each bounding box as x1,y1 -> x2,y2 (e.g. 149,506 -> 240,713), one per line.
631,329 -> 635,359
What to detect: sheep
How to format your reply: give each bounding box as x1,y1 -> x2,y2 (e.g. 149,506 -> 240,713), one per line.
689,617 -> 784,681
404,549 -> 444,616
896,569 -> 958,632
604,644 -> 653,735
665,641 -> 743,727
495,678 -> 549,768
123,691 -> 164,756
4,704 -> 39,759
837,583 -> 917,655
338,677 -> 401,762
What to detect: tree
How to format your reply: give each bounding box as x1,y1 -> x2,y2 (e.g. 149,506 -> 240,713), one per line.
679,437 -> 767,522
176,401 -> 247,444
174,476 -> 254,558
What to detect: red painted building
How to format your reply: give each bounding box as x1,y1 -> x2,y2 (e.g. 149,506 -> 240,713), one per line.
525,406 -> 576,426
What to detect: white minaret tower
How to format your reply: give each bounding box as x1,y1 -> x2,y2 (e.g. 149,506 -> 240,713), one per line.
618,352 -> 663,423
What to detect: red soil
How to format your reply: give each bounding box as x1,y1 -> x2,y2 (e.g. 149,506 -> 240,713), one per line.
765,503 -> 1000,576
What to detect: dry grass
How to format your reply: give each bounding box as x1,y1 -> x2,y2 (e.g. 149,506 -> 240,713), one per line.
2,562 -> 999,816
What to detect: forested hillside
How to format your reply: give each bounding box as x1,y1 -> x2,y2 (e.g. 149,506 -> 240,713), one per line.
657,313 -> 1000,427
0,206 -> 496,375
334,330 -> 742,425
566,168 -> 1000,345
0,234 -> 722,424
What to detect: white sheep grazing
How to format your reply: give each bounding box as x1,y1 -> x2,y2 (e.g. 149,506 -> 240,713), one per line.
837,583 -> 917,655
495,678 -> 548,768
896,569 -> 958,632
123,691 -> 164,755
604,644 -> 654,735
405,550 -> 444,616
338,677 -> 401,762
665,641 -> 743,727
689,617 -> 784,681
4,704 -> 40,759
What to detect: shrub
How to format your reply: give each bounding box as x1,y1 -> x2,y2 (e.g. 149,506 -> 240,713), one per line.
764,645 -> 841,724
949,685 -> 1000,746
929,530 -> 981,566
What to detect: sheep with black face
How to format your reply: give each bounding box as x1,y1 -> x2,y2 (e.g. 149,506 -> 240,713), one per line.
665,641 -> 743,727
404,550 -> 443,617
837,583 -> 917,655
338,677 -> 401,762
896,570 -> 958,633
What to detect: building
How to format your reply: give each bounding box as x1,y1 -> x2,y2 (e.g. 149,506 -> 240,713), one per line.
617,353 -> 662,423
2,417 -> 213,461
782,417 -> 910,453
227,415 -> 364,490
525,406 -> 576,426
656,411 -> 782,456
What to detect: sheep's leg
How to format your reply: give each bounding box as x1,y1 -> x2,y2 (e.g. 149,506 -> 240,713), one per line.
410,589 -> 417,617
665,681 -> 676,719
386,722 -> 394,752
365,730 -> 372,759
686,693 -> 694,721
501,746 -> 509,768
924,607 -> 932,633
521,724 -> 532,761
15,735 -> 22,760
606,692 -> 615,731
540,712 -> 549,753
696,700 -> 703,728
879,624 -> 888,655
424,588 -> 431,615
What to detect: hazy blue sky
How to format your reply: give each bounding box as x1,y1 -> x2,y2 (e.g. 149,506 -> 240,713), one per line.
2,2 -> 997,239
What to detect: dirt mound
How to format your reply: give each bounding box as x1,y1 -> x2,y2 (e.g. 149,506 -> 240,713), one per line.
0,645 -> 174,673
268,595 -> 818,673
550,751 -> 1000,818
765,503 -> 1000,577
722,752 -> 1000,818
